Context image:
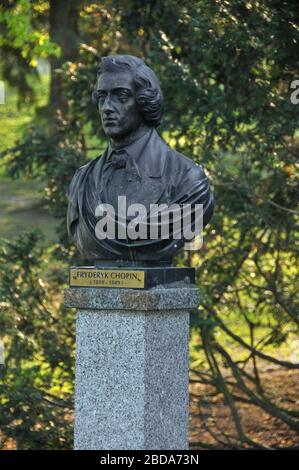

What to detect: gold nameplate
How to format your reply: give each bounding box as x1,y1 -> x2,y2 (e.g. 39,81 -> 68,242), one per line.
70,268 -> 145,289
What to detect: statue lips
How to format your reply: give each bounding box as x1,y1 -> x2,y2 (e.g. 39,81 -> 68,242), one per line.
103,118 -> 117,127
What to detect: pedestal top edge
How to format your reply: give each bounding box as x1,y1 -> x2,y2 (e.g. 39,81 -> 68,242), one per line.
64,286 -> 200,311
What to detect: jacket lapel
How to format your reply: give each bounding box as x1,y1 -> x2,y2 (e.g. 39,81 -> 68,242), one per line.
132,129 -> 169,206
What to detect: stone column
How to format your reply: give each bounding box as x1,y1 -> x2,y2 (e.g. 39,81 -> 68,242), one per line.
64,286 -> 200,450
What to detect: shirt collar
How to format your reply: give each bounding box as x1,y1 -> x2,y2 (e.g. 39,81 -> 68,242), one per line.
106,128 -> 153,162
104,128 -> 168,179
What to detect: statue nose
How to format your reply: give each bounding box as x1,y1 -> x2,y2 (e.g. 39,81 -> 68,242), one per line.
102,95 -> 114,113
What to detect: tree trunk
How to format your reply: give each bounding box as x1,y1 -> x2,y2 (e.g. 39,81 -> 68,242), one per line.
49,0 -> 81,115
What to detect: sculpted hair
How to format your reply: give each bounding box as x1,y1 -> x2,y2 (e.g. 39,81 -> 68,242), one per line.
92,55 -> 164,127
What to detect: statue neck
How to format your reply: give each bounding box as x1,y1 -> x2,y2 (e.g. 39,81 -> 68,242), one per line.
110,124 -> 151,149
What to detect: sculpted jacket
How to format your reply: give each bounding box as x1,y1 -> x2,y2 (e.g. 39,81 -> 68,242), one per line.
67,128 -> 214,263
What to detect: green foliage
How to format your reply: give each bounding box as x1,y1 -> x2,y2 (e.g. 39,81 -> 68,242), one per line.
0,73 -> 49,157
0,0 -> 60,61
0,231 -> 74,449
1,116 -> 87,245
0,0 -> 60,104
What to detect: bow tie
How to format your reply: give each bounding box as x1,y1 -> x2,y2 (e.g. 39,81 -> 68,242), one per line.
111,150 -> 127,169
107,149 -> 141,182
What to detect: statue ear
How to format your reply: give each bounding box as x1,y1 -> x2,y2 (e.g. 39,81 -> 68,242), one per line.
91,89 -> 98,106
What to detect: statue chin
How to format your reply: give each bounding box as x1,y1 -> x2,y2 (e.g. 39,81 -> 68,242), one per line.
102,126 -> 120,138
103,128 -> 134,142
104,126 -> 144,142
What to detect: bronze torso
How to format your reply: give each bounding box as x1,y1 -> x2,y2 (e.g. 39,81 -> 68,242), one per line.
67,128 -> 214,264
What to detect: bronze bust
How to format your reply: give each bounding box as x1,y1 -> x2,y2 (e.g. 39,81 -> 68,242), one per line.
67,55 -> 214,265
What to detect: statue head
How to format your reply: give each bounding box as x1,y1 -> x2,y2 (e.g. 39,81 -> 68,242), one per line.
92,55 -> 163,140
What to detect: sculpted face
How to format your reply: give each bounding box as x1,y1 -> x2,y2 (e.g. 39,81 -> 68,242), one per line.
96,71 -> 144,140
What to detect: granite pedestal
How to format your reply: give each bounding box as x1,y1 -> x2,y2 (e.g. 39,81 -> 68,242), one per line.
64,285 -> 200,450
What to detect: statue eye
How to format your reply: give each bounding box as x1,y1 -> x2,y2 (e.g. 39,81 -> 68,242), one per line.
117,90 -> 131,101
97,91 -> 107,104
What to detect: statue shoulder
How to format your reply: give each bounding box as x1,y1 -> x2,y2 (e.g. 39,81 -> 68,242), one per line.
67,155 -> 102,199
72,159 -> 94,179
167,147 -> 214,225
168,147 -> 208,182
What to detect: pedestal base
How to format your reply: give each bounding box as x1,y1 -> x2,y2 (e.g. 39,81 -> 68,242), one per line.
64,286 -> 200,450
